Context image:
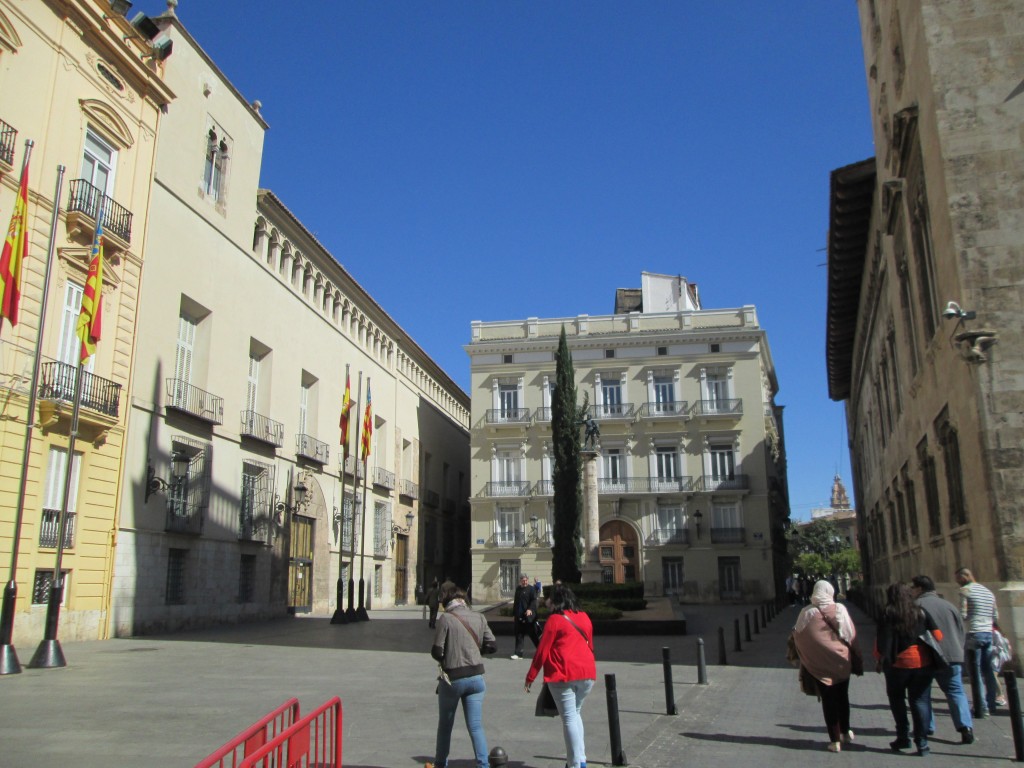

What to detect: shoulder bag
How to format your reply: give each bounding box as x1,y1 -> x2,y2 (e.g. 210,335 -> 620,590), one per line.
822,610 -> 863,676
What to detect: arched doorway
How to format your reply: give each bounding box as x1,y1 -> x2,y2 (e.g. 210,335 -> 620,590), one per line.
598,520 -> 639,584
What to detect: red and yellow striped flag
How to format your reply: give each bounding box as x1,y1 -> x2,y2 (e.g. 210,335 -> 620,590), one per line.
76,213 -> 104,363
360,381 -> 373,461
339,369 -> 353,452
0,161 -> 30,329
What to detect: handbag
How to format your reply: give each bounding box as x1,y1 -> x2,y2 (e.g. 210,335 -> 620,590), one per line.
534,682 -> 559,717
799,665 -> 819,697
786,633 -> 800,668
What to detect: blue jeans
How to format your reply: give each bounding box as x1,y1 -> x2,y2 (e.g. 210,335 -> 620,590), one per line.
970,632 -> 999,713
885,666 -> 934,749
927,663 -> 973,732
550,679 -> 594,768
434,674 -> 489,768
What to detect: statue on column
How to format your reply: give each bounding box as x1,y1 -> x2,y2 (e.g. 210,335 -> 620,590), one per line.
581,414 -> 600,450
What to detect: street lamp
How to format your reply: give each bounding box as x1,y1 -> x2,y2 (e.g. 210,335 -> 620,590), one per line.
145,450 -> 189,502
693,509 -> 703,541
528,515 -> 539,545
276,478 -> 309,521
391,511 -> 415,541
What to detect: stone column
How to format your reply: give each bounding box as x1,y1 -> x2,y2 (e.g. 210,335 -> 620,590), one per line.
580,450 -> 603,583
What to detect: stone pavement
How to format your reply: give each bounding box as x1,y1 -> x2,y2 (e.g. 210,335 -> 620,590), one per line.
0,600 -> 1016,767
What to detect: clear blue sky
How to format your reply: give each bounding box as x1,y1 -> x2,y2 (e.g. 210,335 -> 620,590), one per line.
149,2 -> 875,520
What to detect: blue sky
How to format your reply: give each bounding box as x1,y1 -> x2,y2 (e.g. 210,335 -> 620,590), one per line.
150,2 -> 874,520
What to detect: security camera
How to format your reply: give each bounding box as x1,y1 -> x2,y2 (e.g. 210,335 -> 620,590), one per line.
943,301 -> 962,319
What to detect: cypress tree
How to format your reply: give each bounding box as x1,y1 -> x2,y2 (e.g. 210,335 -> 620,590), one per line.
551,326 -> 583,582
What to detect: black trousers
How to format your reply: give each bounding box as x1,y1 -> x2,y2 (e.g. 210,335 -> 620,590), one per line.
514,620 -> 539,655
817,678 -> 851,743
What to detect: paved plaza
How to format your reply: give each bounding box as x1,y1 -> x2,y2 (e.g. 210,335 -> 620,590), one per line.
0,601 -> 1016,767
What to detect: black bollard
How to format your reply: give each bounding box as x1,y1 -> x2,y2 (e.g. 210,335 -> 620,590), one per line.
662,647 -> 677,715
753,610 -> 760,635
761,604 -> 767,628
489,746 -> 509,766
605,673 -> 627,766
697,638 -> 708,685
744,613 -> 752,642
967,649 -> 984,717
734,618 -> 742,652
718,626 -> 728,665
1004,671 -> 1024,762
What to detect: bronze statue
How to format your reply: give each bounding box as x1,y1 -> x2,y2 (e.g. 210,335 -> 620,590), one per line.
581,414 -> 600,450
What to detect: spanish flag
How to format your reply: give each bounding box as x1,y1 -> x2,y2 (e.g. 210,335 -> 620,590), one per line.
360,381 -> 372,461
340,368 -> 353,452
76,213 -> 104,363
0,162 -> 30,329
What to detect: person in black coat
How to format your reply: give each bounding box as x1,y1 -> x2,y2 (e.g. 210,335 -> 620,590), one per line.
511,574 -> 539,659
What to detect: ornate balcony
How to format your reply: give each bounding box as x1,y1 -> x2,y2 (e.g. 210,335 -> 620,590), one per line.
494,530 -> 526,548
372,465 -> 395,490
484,481 -> 532,498
166,378 -> 223,424
340,454 -> 363,477
65,178 -> 132,250
240,410 -> 284,447
399,479 -> 419,499
584,403 -> 636,420
534,407 -> 552,422
535,479 -> 553,496
648,527 -> 689,546
485,408 -> 531,425
700,474 -> 750,492
637,401 -> 689,419
0,117 -> 16,168
710,526 -> 746,544
38,361 -> 121,420
694,398 -> 743,417
597,476 -> 693,494
38,509 -> 75,549
296,434 -> 329,465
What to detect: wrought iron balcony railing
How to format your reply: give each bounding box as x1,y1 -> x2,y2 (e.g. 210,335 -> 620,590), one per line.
399,479 -> 419,499
648,527 -> 689,546
485,481 -> 532,498
535,480 -> 553,496
423,489 -> 440,508
238,509 -> 269,543
637,401 -> 689,418
39,361 -> 121,417
694,398 -> 743,417
584,403 -> 636,420
340,454 -> 363,477
372,465 -> 395,489
0,117 -> 16,167
534,407 -> 552,422
485,408 -> 531,424
240,410 -> 284,447
700,474 -> 750,492
166,500 -> 203,535
296,434 -> 329,464
710,526 -> 745,544
68,178 -> 133,243
597,476 -> 693,494
39,509 -> 75,549
494,530 -> 526,548
166,378 -> 224,424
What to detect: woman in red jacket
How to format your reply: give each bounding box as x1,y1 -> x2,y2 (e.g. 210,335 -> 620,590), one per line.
524,583 -> 596,768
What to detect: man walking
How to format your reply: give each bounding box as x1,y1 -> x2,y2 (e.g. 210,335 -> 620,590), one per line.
956,567 -> 1000,717
911,575 -> 974,744
511,574 -> 538,660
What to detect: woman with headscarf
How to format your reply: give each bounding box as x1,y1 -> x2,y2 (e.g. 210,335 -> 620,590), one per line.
875,582 -> 940,757
792,579 -> 859,752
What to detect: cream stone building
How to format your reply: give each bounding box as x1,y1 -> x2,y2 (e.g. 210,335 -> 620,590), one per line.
466,272 -> 790,603
0,0 -> 173,650
110,6 -> 469,636
826,1 -> 1024,652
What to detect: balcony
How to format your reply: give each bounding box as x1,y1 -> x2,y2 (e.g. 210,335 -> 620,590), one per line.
65,179 -> 133,249
240,410 -> 284,447
166,500 -> 203,535
584,403 -> 636,421
637,401 -> 689,419
535,479 -> 553,496
494,530 -> 526,548
648,527 -> 689,546
372,465 -> 395,490
38,361 -> 121,419
694,398 -> 743,418
710,526 -> 745,544
423,489 -> 440,508
597,476 -> 693,494
238,508 -> 269,543
485,408 -> 531,425
340,454 -> 363,477
534,407 -> 552,422
296,434 -> 329,465
165,379 -> 224,424
700,474 -> 750,492
38,509 -> 75,549
399,479 -> 418,499
484,481 -> 532,498
0,117 -> 16,168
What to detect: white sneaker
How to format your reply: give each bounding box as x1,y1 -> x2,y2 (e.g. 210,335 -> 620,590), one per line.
510,654 -> 521,660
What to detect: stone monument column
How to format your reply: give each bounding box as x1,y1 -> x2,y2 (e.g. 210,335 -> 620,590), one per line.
580,450 -> 603,583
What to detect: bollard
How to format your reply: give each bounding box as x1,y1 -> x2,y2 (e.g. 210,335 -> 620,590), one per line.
767,601 -> 774,622
967,649 -> 984,718
662,647 -> 678,715
753,610 -> 760,635
489,746 -> 509,766
744,613 -> 752,642
734,618 -> 742,652
718,626 -> 728,665
761,604 -> 767,628
1004,670 -> 1024,762
697,638 -> 708,685
605,673 -> 628,766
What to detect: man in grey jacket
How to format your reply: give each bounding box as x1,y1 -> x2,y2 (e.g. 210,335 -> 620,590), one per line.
912,575 -> 974,744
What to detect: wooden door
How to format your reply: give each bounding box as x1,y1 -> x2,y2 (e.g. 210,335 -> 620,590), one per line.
598,520 -> 639,584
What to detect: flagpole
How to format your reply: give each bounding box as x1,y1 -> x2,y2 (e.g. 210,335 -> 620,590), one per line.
356,376 -> 371,621
27,356 -> 85,669
331,364 -> 351,625
346,372 -> 362,621
1,152 -> 59,677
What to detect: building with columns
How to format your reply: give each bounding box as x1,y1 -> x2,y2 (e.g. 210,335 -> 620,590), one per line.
466,272 -> 790,603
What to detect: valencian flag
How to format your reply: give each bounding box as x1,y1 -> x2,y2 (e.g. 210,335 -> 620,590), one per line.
360,381 -> 373,461
0,160 -> 30,329
76,212 -> 104,362
339,369 -> 353,451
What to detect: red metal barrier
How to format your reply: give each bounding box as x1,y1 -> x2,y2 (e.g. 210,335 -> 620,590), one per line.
194,698 -> 301,768
239,697 -> 343,768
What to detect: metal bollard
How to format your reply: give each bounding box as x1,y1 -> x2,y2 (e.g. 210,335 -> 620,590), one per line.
967,649 -> 984,717
734,618 -> 742,652
489,746 -> 509,766
662,647 -> 677,715
744,613 -> 752,642
718,626 -> 728,665
697,638 -> 708,685
1004,670 -> 1024,762
753,610 -> 760,635
761,604 -> 767,628
605,673 -> 628,766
